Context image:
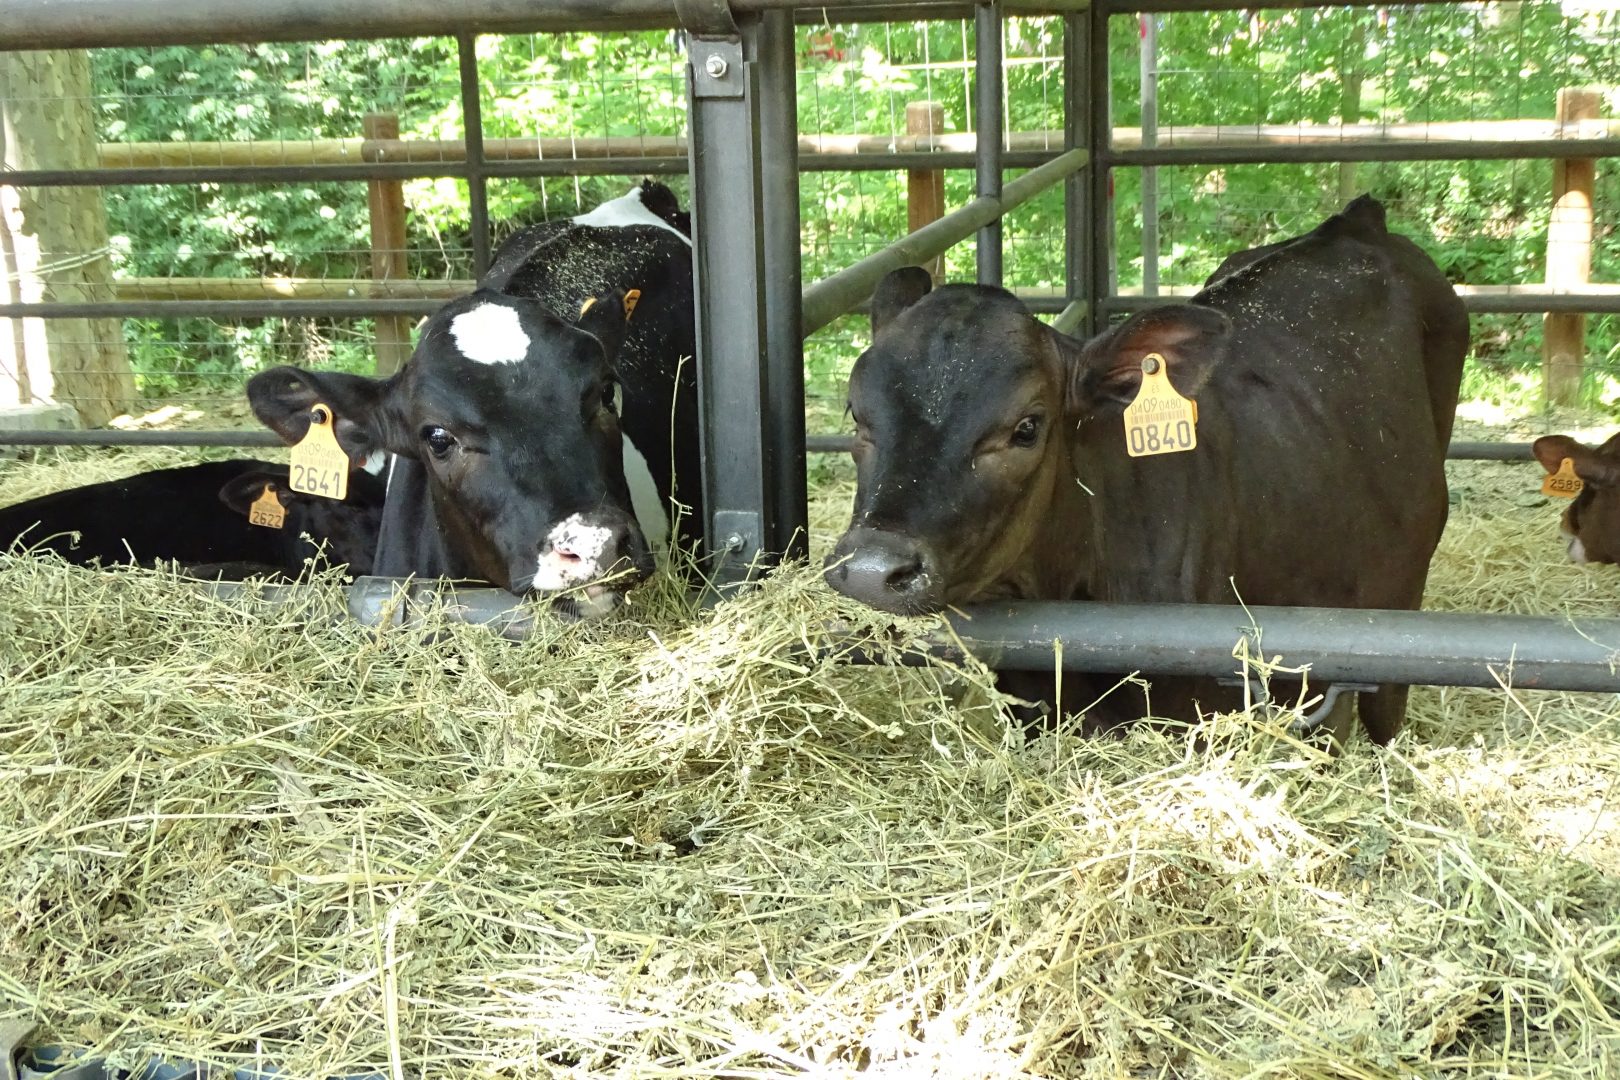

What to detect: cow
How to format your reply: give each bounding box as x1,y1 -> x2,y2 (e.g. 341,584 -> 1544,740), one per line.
0,458 -> 384,578
825,196 -> 1468,746
246,180 -> 699,620
1533,433 -> 1620,565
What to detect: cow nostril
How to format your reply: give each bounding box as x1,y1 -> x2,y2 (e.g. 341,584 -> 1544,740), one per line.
552,546 -> 583,564
884,559 -> 925,594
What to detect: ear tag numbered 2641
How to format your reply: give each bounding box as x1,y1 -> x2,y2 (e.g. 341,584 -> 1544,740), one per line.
1123,352 -> 1198,458
1542,457 -> 1585,499
248,483 -> 286,529
289,403 -> 349,501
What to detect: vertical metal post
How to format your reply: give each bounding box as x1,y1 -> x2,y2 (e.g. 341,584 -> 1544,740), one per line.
1088,1 -> 1114,315
685,10 -> 800,585
754,10 -> 808,562
1062,9 -> 1090,335
1138,13 -> 1159,297
974,1 -> 1003,286
457,33 -> 491,278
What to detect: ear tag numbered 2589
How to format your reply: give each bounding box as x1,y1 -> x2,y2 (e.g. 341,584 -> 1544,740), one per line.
248,483 -> 286,529
1123,353 -> 1198,458
289,403 -> 349,501
1542,457 -> 1585,499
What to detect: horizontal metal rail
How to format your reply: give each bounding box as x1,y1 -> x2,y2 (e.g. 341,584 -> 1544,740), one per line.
217,577 -> 1620,693
0,298 -> 445,320
1105,138 -> 1620,167
0,0 -> 1086,49
802,147 -> 1088,334
1107,286 -> 1620,316
1105,0 -> 1475,12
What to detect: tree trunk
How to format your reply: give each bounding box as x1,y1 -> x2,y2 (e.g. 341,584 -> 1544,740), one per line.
1,49 -> 136,427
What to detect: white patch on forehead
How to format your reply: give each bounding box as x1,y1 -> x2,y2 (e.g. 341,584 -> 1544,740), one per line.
572,186 -> 692,247
449,303 -> 530,365
532,514 -> 617,591
622,433 -> 669,553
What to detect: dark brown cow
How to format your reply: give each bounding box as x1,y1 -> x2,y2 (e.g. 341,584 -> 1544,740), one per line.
826,196 -> 1468,745
1533,433 -> 1620,565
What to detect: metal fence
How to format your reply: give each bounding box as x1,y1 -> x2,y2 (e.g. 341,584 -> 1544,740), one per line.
3,0 -> 1620,691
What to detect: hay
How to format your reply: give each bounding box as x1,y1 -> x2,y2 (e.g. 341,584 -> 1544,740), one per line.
0,448 -> 1617,1078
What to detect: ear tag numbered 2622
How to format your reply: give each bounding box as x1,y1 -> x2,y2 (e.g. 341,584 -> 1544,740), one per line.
1542,457 -> 1585,499
289,403 -> 349,501
1123,353 -> 1198,458
248,483 -> 286,529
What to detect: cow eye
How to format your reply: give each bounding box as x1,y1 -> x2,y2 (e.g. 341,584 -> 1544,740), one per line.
1011,415 -> 1043,448
422,426 -> 456,459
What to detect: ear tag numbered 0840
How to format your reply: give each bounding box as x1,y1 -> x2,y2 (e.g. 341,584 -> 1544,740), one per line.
1123,352 -> 1198,458
1542,457 -> 1585,499
289,403 -> 349,501
248,483 -> 286,529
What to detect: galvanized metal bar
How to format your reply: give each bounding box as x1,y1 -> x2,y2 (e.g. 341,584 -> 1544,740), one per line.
974,2 -> 1004,286
1104,291 -> 1620,316
754,9 -> 809,561
1107,138 -> 1620,168
685,19 -> 772,585
1107,0 -> 1469,13
801,148 -> 1087,334
793,435 -> 1538,459
1062,10 -> 1088,333
1050,298 -> 1087,336
0,299 -> 443,320
1138,13 -> 1159,297
1087,0 -> 1114,317
0,0 -> 1091,49
457,34 -> 492,279
0,429 -> 283,447
258,578 -> 1620,694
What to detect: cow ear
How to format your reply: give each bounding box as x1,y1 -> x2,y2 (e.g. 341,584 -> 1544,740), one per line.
218,471 -> 288,516
246,366 -> 410,461
870,266 -> 933,336
1534,434 -> 1620,488
1066,304 -> 1231,416
576,290 -> 629,363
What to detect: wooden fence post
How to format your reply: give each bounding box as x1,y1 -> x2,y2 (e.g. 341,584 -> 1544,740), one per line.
364,113 -> 412,376
1543,87 -> 1600,406
906,100 -> 946,283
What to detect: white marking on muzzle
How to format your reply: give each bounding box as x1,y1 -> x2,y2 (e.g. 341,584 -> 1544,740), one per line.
572,186 -> 692,247
450,303 -> 530,365
532,514 -> 618,591
622,433 -> 669,552
1564,527 -> 1588,564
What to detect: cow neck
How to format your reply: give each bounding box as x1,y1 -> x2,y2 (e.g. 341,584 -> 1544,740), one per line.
1030,434 -> 1094,601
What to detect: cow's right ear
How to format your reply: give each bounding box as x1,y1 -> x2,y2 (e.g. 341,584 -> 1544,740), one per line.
246,366 -> 410,463
870,266 -> 933,336
1065,304 -> 1231,417
1534,434 -> 1620,488
217,471 -> 290,517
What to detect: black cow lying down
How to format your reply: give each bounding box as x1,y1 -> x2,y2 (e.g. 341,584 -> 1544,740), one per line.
0,458 -> 385,578
247,180 -> 699,620
826,196 -> 1468,746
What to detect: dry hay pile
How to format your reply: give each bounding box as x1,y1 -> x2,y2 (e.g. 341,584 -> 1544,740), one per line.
1,448 -> 1618,1079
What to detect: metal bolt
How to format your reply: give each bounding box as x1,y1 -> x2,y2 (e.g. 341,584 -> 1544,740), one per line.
724,532 -> 746,552
704,54 -> 729,79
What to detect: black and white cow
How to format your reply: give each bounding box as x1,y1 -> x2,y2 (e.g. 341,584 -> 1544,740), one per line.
0,458 -> 385,578
247,180 -> 699,618
826,196 -> 1468,745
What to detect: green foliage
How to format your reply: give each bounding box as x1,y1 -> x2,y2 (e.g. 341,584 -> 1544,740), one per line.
82,5 -> 1620,414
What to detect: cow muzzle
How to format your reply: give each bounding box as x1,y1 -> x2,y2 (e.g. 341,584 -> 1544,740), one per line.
823,526 -> 944,614
527,510 -> 654,618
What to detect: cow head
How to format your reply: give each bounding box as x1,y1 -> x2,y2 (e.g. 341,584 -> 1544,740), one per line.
825,269 -> 1090,613
1533,433 -> 1620,565
216,468 -> 385,575
247,289 -> 653,615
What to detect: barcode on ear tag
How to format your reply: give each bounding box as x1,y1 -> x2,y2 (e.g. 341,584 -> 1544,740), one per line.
248,484 -> 286,529
289,403 -> 349,501
1123,353 -> 1198,457
1542,457 -> 1584,499
623,288 -> 641,321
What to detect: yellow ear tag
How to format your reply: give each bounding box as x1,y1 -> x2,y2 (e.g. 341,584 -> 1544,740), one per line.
288,403 -> 349,501
578,296 -> 598,317
1123,353 -> 1198,457
248,483 -> 286,529
623,288 -> 641,321
1542,457 -> 1585,499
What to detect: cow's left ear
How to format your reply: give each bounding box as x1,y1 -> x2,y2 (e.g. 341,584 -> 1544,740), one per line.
576,289 -> 629,363
218,471 -> 290,517
1065,304 -> 1231,417
1534,434 -> 1620,488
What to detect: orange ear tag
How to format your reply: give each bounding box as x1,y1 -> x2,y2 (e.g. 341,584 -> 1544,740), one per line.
1123,353 -> 1198,458
578,296 -> 598,317
288,403 -> 349,501
248,483 -> 286,529
1542,457 -> 1585,499
623,288 -> 641,321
